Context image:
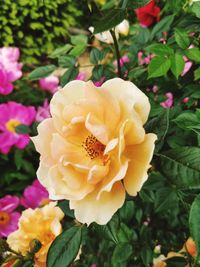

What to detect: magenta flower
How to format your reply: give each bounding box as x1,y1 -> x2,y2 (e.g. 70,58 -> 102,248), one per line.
39,75 -> 60,94
36,99 -> 50,123
0,195 -> 20,237
138,51 -> 153,65
160,92 -> 173,108
113,55 -> 130,67
94,76 -> 106,87
21,180 -> 49,209
0,66 -> 13,95
75,72 -> 86,81
0,101 -> 36,154
0,47 -> 23,95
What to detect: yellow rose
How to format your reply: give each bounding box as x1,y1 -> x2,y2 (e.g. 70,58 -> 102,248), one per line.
7,202 -> 64,266
32,78 -> 157,225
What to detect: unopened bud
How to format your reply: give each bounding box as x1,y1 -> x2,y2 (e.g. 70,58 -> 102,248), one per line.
29,239 -> 42,254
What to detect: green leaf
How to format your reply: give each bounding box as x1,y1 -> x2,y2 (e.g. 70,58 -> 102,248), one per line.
92,65 -> 104,80
170,53 -> 185,79
49,44 -> 72,58
174,112 -> 200,132
145,108 -> 170,152
145,44 -> 174,56
58,55 -> 76,68
190,2 -> 200,19
71,35 -> 88,46
60,67 -> 79,87
189,194 -> 200,262
174,28 -> 190,49
69,44 -> 86,57
93,9 -> 126,34
119,201 -> 135,223
148,56 -> 171,78
111,243 -> 132,265
151,15 -> 174,39
159,147 -> 200,189
27,65 -> 56,80
140,246 -> 153,266
128,0 -> 151,9
15,124 -> 30,134
47,226 -> 83,267
185,47 -> 200,63
90,48 -> 103,64
194,67 -> 200,80
154,188 -> 178,213
57,200 -> 75,219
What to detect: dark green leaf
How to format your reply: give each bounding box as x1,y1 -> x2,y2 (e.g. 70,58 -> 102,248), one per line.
145,109 -> 170,152
90,48 -> 103,64
47,226 -> 83,267
128,0 -> 151,9
189,194 -> 200,262
57,200 -> 75,219
15,124 -> 30,134
148,56 -> 171,78
165,256 -> 187,267
119,201 -> 135,223
27,65 -> 56,80
154,188 -> 178,213
151,15 -> 174,39
92,65 -> 104,80
194,67 -> 200,80
159,147 -> 200,189
174,112 -> 200,134
111,243 -> 132,265
140,246 -> 153,266
60,67 -> 79,87
93,9 -> 126,34
58,55 -> 76,68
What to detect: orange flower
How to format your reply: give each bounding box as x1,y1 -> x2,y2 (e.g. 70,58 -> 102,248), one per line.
32,78 -> 157,225
185,237 -> 196,257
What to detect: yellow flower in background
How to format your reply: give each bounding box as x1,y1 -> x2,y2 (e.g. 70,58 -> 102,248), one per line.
7,202 -> 64,266
96,0 -> 106,5
32,78 -> 157,225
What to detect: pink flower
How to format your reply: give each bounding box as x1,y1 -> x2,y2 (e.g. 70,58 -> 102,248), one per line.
113,55 -> 130,67
181,61 -> 193,76
0,195 -> 20,237
160,92 -> 173,108
183,97 -> 189,103
138,51 -> 152,65
0,67 -> 13,95
75,72 -> 86,81
36,99 -> 50,122
21,180 -> 49,209
0,101 -> 36,154
94,76 -> 106,87
91,265 -> 97,267
0,47 -> 23,95
39,75 -> 60,94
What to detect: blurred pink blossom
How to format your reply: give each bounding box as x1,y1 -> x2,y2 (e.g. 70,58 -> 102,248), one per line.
39,75 -> 60,94
0,47 -> 23,95
94,77 -> 106,87
0,101 -> 36,154
36,99 -> 50,122
181,61 -> 193,76
21,180 -> 49,209
91,265 -> 97,267
138,51 -> 152,65
183,97 -> 189,103
160,92 -> 173,108
0,195 -> 20,237
113,55 -> 129,67
75,72 -> 86,81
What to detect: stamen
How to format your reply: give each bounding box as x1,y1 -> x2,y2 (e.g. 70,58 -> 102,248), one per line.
82,135 -> 105,160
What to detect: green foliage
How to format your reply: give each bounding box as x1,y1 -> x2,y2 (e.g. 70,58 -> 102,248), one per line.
0,0 -> 82,63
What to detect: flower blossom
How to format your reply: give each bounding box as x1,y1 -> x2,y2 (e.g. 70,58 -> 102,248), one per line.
89,20 -> 129,44
36,99 -> 51,123
0,101 -> 36,154
32,78 -> 157,225
135,0 -> 160,27
39,75 -> 60,94
0,47 -> 23,95
7,202 -> 64,267
21,179 -> 49,209
185,237 -> 196,257
75,72 -> 86,81
0,195 -> 20,237
160,92 -> 173,108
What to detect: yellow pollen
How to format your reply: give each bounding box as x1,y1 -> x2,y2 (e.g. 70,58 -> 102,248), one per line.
6,119 -> 21,133
0,211 -> 10,225
82,135 -> 105,159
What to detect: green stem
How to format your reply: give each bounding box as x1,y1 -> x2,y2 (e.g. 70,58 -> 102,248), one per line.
122,0 -> 129,9
110,29 -> 122,78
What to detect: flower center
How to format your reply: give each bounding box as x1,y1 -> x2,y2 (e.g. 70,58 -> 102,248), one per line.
82,135 -> 105,159
6,119 -> 21,133
0,211 -> 10,226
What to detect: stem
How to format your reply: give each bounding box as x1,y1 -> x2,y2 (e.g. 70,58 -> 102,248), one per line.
110,29 -> 122,78
122,0 -> 129,9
